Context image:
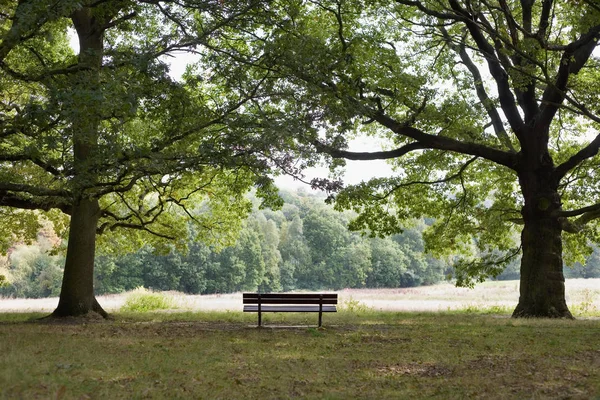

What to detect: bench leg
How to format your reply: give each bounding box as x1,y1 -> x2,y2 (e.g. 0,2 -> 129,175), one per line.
258,311 -> 262,327
318,311 -> 322,327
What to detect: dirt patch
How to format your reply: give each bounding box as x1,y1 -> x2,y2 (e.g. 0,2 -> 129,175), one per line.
34,311 -> 108,325
377,363 -> 453,377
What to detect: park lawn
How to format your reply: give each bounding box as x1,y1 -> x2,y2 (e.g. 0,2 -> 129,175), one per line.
0,311 -> 599,399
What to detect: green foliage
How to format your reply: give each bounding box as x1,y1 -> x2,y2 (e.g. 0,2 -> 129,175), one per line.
0,238 -> 63,298
1,0 -> 284,313
198,0 -> 600,306
338,297 -> 372,313
0,210 -> 42,255
367,237 -> 407,287
90,190 -> 449,295
0,189 -> 465,298
6,1 -> 600,308
564,245 -> 600,279
278,216 -> 310,290
453,304 -> 513,315
569,288 -> 599,317
120,288 -> 175,313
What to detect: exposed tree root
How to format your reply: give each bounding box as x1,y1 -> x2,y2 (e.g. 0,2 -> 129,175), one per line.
93,297 -> 109,319
512,304 -> 574,319
46,296 -> 110,321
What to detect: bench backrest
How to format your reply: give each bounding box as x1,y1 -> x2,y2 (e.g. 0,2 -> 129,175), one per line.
243,293 -> 338,305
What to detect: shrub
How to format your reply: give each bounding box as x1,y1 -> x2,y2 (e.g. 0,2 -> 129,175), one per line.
339,297 -> 372,313
120,287 -> 176,312
0,244 -> 63,298
571,289 -> 599,317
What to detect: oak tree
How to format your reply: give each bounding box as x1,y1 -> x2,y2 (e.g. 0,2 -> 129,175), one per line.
210,0 -> 600,317
0,0 -> 277,317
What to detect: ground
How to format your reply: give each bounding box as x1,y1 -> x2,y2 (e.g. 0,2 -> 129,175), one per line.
1,280 -> 600,398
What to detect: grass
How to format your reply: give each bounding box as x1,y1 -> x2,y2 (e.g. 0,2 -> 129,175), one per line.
1,311 -> 599,399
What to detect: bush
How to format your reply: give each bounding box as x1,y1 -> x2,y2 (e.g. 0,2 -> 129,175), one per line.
120,288 -> 176,312
338,297 -> 372,313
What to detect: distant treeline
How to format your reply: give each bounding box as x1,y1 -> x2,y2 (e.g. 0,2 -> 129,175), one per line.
92,190 -> 450,295
1,190 -> 600,298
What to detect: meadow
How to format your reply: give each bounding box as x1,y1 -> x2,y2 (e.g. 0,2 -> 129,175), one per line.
1,280 -> 600,399
2,279 -> 600,316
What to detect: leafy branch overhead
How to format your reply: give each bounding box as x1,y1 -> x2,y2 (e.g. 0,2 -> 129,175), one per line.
0,0 -> 282,249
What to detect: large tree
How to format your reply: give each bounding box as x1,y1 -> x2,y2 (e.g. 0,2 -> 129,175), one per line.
207,0 -> 600,317
0,0 -> 278,317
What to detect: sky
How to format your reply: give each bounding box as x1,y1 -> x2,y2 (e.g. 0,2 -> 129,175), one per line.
273,139 -> 394,190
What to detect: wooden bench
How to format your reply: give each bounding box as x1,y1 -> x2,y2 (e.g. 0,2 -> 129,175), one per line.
243,293 -> 338,327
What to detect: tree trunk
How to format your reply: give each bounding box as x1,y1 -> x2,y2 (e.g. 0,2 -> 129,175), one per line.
513,169 -> 573,318
51,8 -> 111,318
512,214 -> 572,318
52,198 -> 107,317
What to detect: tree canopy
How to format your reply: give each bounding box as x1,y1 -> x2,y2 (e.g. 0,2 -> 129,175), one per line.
0,0 -> 281,316
201,0 -> 600,317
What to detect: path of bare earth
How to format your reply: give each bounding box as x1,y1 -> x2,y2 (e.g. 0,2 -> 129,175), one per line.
1,279 -> 599,313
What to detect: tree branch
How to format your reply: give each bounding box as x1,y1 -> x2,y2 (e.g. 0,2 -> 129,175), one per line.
393,0 -> 468,22
475,3 -> 540,121
100,11 -> 137,32
553,132 -> 600,181
0,183 -> 69,198
557,202 -> 600,233
0,60 -> 90,82
555,202 -> 600,219
0,191 -> 71,214
447,0 -> 525,136
538,23 -> 600,128
372,156 -> 479,201
440,28 -> 516,152
371,111 -> 518,170
97,221 -> 176,240
537,0 -> 553,40
313,140 -> 424,160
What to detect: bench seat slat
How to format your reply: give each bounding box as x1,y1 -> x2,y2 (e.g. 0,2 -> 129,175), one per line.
244,305 -> 337,313
243,298 -> 338,305
243,293 -> 337,299
243,293 -> 338,298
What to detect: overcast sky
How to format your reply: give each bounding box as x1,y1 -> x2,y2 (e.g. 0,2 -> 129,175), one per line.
274,139 -> 394,190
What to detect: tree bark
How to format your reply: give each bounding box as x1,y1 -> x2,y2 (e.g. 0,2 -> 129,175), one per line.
513,163 -> 573,318
53,198 -> 107,317
513,214 -> 572,318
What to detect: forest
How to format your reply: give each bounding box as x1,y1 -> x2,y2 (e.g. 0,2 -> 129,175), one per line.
1,188 -> 599,299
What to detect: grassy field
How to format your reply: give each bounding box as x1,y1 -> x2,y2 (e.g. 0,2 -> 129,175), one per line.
1,310 -> 600,399
2,279 -> 600,316
1,280 -> 600,399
